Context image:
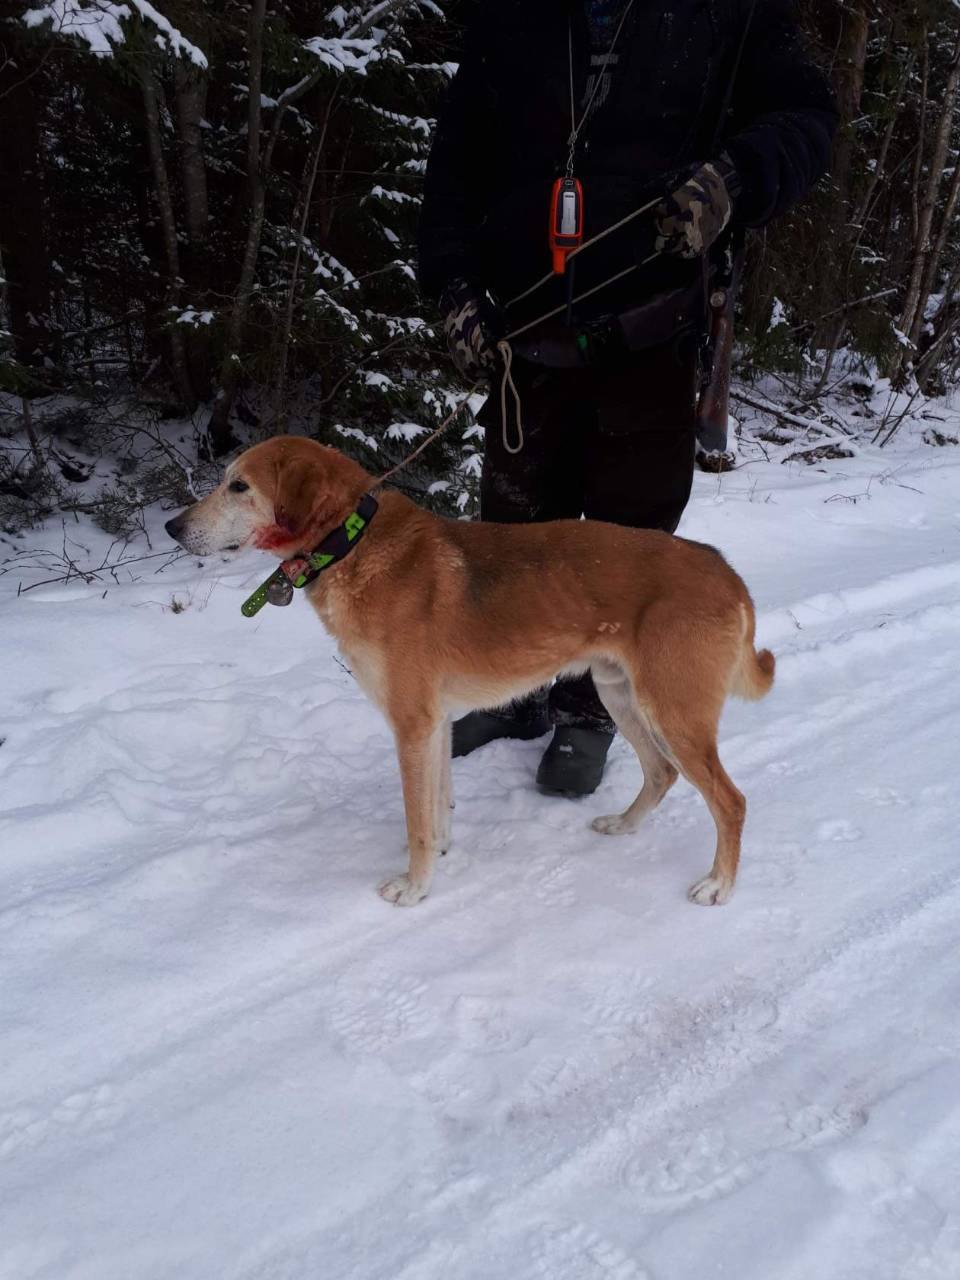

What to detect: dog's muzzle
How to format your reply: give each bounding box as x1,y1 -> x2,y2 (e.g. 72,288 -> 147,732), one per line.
165,512 -> 188,543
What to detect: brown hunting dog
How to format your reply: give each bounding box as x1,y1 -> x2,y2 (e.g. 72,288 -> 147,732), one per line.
166,436 -> 774,908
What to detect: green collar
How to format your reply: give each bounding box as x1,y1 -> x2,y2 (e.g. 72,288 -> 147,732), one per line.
241,492 -> 378,618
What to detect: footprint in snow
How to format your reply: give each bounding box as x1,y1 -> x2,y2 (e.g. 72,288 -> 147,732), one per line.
454,995 -> 532,1054
784,1101 -> 869,1149
618,1124 -> 756,1211
508,1053 -> 587,1120
856,786 -> 910,808
583,973 -> 656,1037
618,1100 -> 866,1215
824,1146 -> 942,1237
528,1222 -> 649,1280
817,818 -> 863,842
0,1083 -> 123,1158
749,905 -> 802,938
410,1053 -> 499,1113
745,844 -> 801,889
527,856 -> 577,908
765,759 -> 806,777
920,783 -> 949,801
328,972 -> 429,1055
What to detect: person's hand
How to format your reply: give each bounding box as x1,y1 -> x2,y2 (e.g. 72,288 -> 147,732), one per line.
440,278 -> 501,382
654,160 -> 736,260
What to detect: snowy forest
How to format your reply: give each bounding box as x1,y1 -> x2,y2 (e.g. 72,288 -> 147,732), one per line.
3,0 -> 960,531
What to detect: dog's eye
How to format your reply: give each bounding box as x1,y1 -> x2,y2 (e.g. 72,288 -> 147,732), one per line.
228,479 -> 249,494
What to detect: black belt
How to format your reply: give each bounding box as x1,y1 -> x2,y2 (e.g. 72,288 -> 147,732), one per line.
512,279 -> 707,369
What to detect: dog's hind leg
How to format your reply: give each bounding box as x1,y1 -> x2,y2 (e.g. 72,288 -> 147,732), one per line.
590,665 -> 678,837
644,700 -> 745,906
379,712 -> 446,907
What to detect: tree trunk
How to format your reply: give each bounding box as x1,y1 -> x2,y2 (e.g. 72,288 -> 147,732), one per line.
812,2 -> 868,357
208,0 -> 268,455
916,258 -> 960,391
273,89 -> 340,427
910,33 -> 930,247
831,3 -> 869,209
174,62 -> 209,247
174,59 -> 212,393
0,57 -> 54,371
814,27 -> 919,399
892,25 -> 960,383
909,144 -> 960,355
138,61 -> 196,411
851,44 -> 917,230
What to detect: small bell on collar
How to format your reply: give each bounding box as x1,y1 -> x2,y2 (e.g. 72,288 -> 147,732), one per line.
266,575 -> 294,607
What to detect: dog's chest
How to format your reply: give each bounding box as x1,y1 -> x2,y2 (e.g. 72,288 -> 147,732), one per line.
340,642 -> 387,707
306,586 -> 387,708
306,582 -> 350,637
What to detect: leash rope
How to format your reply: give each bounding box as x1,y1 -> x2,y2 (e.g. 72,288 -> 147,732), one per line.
369,388 -> 482,493
497,339 -> 525,454
503,195 -> 662,310
504,248 -> 660,342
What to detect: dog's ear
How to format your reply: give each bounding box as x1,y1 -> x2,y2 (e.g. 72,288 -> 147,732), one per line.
274,459 -> 312,538
273,454 -> 338,543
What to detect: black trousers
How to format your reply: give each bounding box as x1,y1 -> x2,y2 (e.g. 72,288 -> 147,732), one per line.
477,339 -> 698,731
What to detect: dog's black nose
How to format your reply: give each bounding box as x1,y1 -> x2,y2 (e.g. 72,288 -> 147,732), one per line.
165,513 -> 186,541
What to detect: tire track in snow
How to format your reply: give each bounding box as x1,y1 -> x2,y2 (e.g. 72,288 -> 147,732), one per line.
407,866 -> 960,1271
758,560 -> 960,650
719,594 -> 960,774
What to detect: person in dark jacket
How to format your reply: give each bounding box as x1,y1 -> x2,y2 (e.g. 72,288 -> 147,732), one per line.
418,0 -> 837,796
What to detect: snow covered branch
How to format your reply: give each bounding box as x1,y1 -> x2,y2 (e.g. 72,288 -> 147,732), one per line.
22,0 -> 207,67
277,0 -> 416,111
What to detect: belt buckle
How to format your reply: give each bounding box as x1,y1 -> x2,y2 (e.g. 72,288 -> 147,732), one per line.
577,317 -> 619,366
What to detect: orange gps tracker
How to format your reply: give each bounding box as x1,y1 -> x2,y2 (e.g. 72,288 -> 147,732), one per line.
549,176 -> 584,274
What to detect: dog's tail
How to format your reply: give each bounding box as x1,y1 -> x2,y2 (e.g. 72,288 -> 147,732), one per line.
731,602 -> 775,701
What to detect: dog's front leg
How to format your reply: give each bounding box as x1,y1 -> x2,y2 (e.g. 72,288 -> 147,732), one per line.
379,719 -> 445,906
436,717 -> 453,854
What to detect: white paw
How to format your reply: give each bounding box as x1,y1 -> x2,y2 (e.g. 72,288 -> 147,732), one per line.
378,874 -> 429,907
591,813 -> 636,836
688,875 -> 733,906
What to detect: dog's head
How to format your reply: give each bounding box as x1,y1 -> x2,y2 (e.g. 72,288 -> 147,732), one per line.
165,436 -> 369,557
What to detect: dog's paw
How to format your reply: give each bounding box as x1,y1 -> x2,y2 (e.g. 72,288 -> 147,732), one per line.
688,875 -> 733,906
591,813 -> 636,837
378,874 -> 429,907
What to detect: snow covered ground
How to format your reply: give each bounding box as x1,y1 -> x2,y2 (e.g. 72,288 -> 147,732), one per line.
2,411 -> 960,1279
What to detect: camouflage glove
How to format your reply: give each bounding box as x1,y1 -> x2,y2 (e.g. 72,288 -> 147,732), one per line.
440,278 -> 501,382
654,160 -> 737,260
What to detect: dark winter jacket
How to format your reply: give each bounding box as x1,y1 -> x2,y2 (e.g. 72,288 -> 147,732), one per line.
418,0 -> 838,330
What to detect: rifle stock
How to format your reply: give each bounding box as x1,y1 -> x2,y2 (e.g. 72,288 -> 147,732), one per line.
697,286 -> 735,456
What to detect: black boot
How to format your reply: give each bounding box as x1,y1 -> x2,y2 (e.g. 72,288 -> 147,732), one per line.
536,725 -> 614,798
452,696 -> 551,758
